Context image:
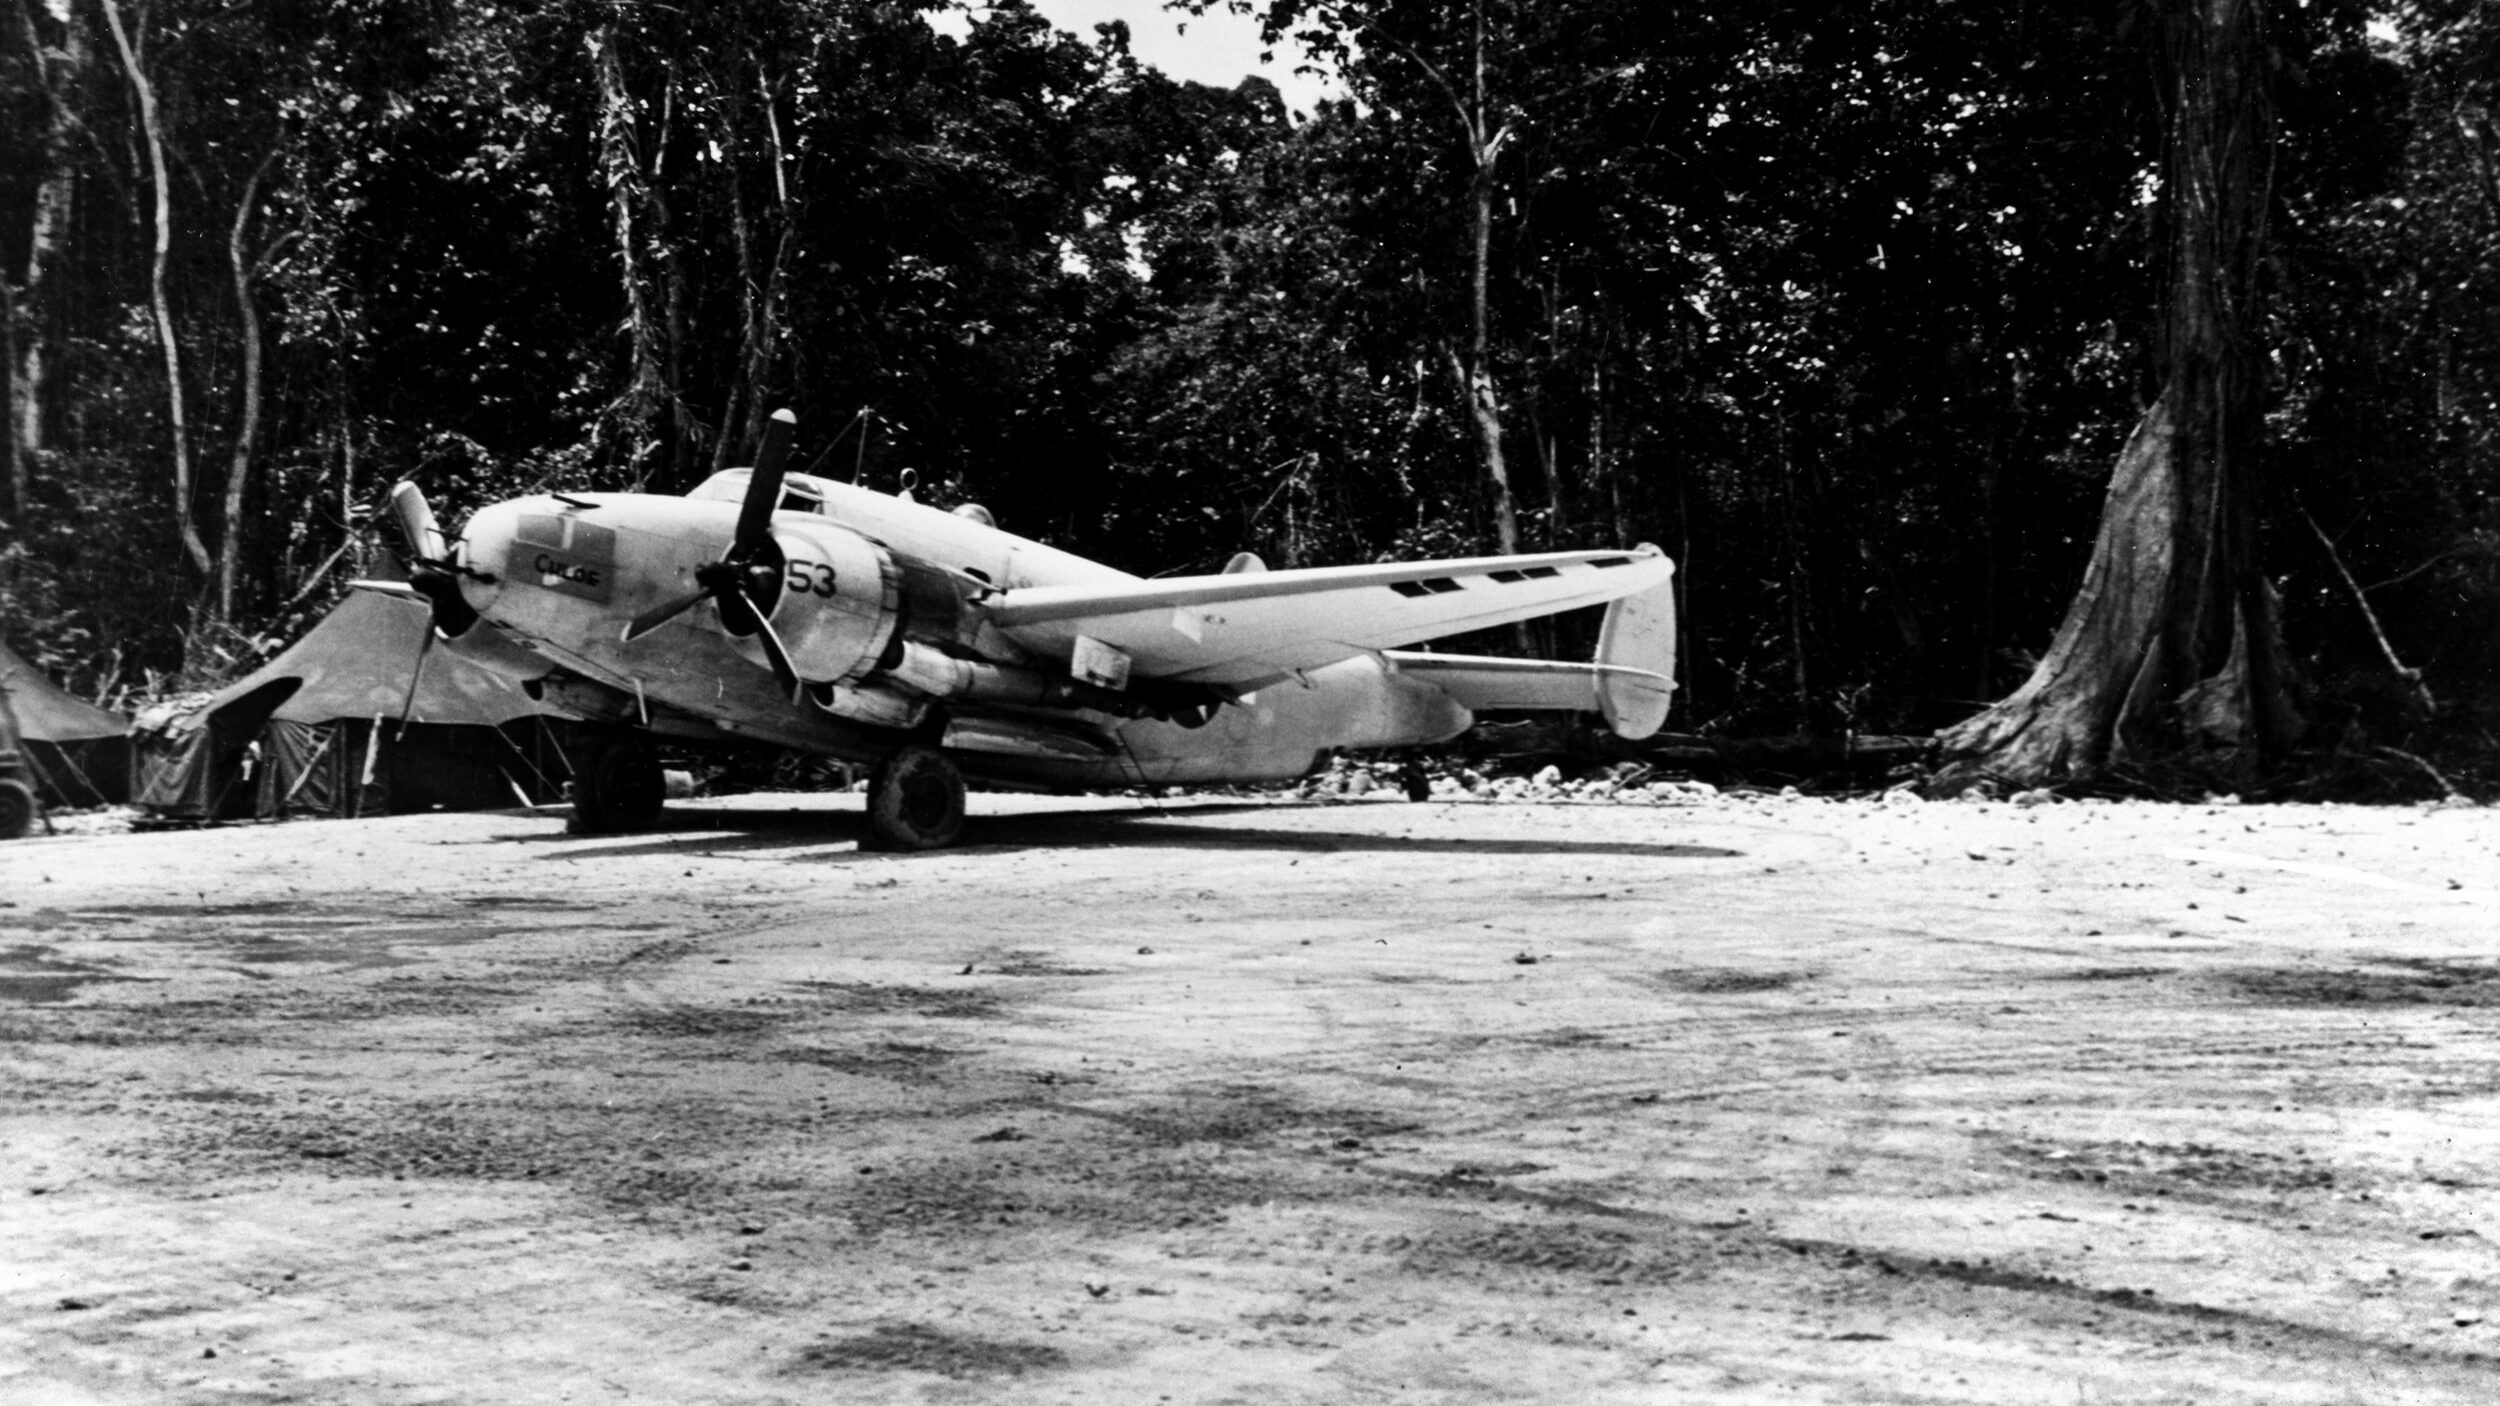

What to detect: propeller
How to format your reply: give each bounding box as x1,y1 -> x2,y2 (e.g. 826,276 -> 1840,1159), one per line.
388,481 -> 483,639
620,408 -> 804,700
380,481 -> 472,736
395,618 -> 437,739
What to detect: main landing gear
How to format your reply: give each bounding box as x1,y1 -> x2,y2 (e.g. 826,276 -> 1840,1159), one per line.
562,734 -> 967,850
865,743 -> 965,851
569,740 -> 665,834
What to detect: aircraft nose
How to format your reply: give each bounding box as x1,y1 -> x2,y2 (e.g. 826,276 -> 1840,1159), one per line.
456,499 -> 519,616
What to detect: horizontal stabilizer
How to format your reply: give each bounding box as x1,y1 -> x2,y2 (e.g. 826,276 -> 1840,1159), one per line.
1385,652 -> 1673,726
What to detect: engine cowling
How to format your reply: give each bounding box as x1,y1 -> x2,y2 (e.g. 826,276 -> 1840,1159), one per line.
723,518 -> 902,685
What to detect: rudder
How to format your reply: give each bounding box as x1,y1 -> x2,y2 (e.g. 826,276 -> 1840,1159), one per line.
1594,548 -> 1676,739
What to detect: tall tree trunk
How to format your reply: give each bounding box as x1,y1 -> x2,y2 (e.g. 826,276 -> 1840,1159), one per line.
1447,340 -> 1519,555
8,0 -> 86,530
1936,0 -> 2296,788
714,165 -> 755,477
1459,0 -> 1519,558
739,60 -> 793,460
1529,402 -> 1561,548
1775,411 -> 1811,726
737,231 -> 791,461
591,23 -> 666,484
1522,279 -> 1566,554
218,157 -> 274,625
1385,2 -> 1522,558
2,286 -> 17,530
655,187 -> 692,487
646,71 -> 695,488
712,58 -> 793,473
100,0 -> 210,582
1590,356 -> 1626,547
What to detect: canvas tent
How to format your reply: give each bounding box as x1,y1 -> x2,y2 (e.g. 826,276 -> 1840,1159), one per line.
0,640 -> 130,805
134,591 -> 575,822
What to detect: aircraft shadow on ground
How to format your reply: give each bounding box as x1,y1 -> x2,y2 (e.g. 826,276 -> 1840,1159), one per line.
521,801 -> 1745,863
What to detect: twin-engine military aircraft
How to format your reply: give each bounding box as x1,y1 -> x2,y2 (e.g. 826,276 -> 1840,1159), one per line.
371,410 -> 1678,850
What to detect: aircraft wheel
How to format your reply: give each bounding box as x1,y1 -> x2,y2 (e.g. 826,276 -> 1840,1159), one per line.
865,744 -> 964,851
0,778 -> 35,840
571,742 -> 664,834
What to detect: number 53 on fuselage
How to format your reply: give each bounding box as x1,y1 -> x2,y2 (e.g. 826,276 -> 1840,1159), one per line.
370,410 -> 1677,850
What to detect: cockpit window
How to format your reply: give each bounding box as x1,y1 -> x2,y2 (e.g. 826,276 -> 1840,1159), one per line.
688,469 -> 826,512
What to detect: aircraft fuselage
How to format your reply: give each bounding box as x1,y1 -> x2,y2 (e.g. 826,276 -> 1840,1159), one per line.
443,472 -> 1472,789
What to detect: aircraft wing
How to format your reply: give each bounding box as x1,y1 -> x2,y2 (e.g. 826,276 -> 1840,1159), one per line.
1381,651 -> 1674,718
981,547 -> 1672,688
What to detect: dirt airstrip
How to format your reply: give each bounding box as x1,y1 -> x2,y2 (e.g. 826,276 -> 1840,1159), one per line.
3,787 -> 2498,1404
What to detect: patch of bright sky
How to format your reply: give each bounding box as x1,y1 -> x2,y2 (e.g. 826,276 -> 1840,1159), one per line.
927,1 -> 1345,117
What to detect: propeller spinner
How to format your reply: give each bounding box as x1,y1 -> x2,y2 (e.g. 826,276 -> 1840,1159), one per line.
620,408 -> 805,699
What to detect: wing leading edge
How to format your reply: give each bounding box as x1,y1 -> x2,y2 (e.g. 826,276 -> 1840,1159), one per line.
982,547 -> 1674,689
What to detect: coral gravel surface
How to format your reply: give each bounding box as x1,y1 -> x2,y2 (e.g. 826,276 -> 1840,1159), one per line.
2,786 -> 2497,1403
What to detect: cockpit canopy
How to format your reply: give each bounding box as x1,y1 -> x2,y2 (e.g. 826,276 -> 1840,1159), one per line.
691,468 -> 995,529
691,468 -> 827,515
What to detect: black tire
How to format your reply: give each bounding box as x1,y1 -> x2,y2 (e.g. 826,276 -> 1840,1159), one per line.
570,743 -> 664,834
865,744 -> 965,851
0,778 -> 34,840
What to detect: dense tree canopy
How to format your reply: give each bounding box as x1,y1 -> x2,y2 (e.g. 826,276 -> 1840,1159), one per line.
3,0 -> 2492,790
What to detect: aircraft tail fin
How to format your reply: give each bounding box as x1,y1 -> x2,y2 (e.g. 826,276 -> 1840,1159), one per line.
1591,549 -> 1676,739
1374,547 -> 1676,740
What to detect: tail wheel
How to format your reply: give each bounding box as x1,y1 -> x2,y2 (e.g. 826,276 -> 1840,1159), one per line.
865,744 -> 964,851
1399,758 -> 1433,802
570,742 -> 664,834
0,778 -> 35,840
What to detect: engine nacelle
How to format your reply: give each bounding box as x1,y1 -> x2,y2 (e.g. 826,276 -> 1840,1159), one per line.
725,519 -> 901,685
877,639 -> 1144,716
806,680 -> 929,732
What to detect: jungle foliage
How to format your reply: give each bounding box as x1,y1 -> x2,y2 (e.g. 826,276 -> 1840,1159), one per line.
2,0 -> 2494,790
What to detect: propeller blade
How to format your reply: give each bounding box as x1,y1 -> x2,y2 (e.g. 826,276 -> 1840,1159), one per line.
388,482 -> 449,565
396,621 -> 438,739
747,601 -> 803,702
731,409 -> 797,555
622,588 -> 710,643
387,480 -> 483,638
